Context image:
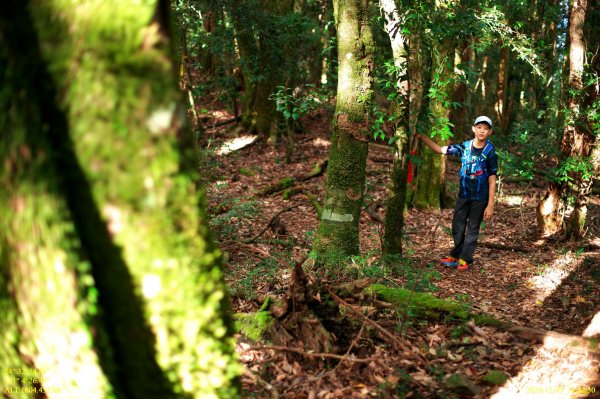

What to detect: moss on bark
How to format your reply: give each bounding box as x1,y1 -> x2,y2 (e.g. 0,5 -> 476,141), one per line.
314,0 -> 374,259
1,1 -> 240,398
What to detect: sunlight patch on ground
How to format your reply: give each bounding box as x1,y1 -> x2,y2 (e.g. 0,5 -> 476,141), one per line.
500,195 -> 523,206
582,311 -> 600,337
210,110 -> 231,119
527,252 -> 580,303
491,343 -> 599,399
312,138 -> 330,147
216,135 -> 258,156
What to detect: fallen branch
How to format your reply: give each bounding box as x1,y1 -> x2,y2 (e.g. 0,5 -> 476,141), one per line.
243,369 -> 280,399
478,241 -> 531,252
210,116 -> 240,128
243,345 -> 377,363
260,160 -> 327,196
222,240 -> 289,267
244,204 -> 302,244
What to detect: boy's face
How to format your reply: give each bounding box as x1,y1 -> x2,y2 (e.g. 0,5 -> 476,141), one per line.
472,123 -> 492,141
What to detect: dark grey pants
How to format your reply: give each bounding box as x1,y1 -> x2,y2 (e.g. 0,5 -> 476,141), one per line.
450,197 -> 487,264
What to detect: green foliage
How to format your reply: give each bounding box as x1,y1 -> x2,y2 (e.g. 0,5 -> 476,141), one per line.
210,198 -> 259,240
551,156 -> 595,184
270,84 -> 325,122
482,370 -> 509,385
474,6 -> 544,77
495,120 -> 559,181
239,167 -> 256,177
227,257 -> 279,301
234,310 -> 274,342
371,60 -> 406,144
386,256 -> 442,293
308,249 -> 440,292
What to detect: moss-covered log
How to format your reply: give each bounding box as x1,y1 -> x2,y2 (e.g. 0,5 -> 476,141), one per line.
367,284 -> 600,353
313,0 -> 374,258
1,1 -> 240,398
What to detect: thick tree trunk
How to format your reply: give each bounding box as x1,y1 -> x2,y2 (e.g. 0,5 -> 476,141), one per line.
314,0 -> 374,258
1,1 -> 240,398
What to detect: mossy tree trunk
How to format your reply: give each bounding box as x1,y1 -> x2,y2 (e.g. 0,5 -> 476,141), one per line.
380,0 -> 410,255
1,1 -> 240,398
229,0 -> 294,142
313,0 -> 374,258
412,39 -> 454,210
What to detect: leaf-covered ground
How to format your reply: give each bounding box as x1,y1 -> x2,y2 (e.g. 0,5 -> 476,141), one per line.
200,103 -> 600,399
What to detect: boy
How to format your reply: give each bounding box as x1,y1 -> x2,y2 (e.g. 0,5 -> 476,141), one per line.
416,116 -> 498,271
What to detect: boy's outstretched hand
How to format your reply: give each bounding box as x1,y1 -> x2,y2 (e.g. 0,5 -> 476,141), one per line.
484,205 -> 494,221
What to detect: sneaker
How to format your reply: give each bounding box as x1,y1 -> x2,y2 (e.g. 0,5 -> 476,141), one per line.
440,256 -> 459,267
457,259 -> 471,271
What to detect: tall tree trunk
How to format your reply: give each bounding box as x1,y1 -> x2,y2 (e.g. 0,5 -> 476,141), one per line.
412,39 -> 454,210
537,0 -> 590,237
313,0 -> 374,258
380,0 -> 411,255
450,40 -> 471,139
230,0 -> 294,141
0,1 -> 240,398
565,0 -> 597,237
494,46 -> 511,135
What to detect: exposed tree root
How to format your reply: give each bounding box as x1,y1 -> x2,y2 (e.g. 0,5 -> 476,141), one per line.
242,345 -> 378,363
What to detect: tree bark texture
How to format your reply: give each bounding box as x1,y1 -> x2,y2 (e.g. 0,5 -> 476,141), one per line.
314,0 -> 374,258
0,1 -> 240,398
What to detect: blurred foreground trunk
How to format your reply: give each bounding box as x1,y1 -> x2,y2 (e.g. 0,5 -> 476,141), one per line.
0,1 -> 240,398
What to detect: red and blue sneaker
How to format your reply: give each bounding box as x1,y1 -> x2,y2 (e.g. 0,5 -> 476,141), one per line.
440,256 -> 459,267
457,259 -> 471,271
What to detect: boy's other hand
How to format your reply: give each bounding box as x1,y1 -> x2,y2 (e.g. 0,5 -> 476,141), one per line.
484,205 -> 494,221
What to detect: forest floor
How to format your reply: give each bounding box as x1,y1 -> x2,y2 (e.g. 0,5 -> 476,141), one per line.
199,101 -> 600,399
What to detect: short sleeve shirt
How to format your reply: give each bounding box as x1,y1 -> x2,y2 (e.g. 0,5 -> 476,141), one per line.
446,140 -> 498,201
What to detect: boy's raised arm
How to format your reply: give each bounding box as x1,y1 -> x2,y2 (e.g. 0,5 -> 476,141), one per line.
415,133 -> 446,154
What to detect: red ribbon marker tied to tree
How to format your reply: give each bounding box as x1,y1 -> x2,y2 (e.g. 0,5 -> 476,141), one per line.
407,150 -> 417,183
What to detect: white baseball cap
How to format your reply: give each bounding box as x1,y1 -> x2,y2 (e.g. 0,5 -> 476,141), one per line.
473,116 -> 493,127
